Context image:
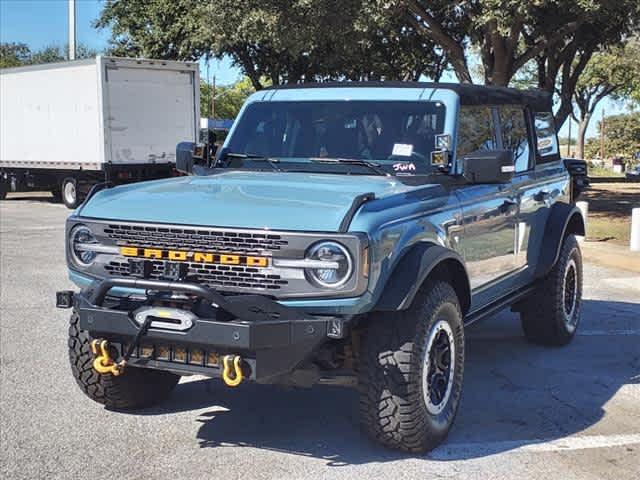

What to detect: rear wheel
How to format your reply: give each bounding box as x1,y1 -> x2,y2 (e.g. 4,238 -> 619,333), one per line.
61,176 -> 79,209
358,281 -> 465,452
68,313 -> 179,409
520,234 -> 583,346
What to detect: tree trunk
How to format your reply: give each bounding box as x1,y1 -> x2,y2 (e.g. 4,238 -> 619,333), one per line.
576,112 -> 591,160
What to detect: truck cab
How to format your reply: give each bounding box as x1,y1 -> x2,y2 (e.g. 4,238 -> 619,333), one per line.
58,82 -> 587,453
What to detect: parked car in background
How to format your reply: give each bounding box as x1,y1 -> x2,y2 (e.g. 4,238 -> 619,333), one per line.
626,164 -> 640,180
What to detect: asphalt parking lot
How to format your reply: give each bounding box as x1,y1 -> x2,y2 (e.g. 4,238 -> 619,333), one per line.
1,194 -> 639,480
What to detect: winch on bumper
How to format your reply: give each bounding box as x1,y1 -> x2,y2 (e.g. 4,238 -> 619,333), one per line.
57,277 -> 348,384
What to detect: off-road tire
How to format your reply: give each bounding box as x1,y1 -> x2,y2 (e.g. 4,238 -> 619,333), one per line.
68,313 -> 179,409
359,281 -> 465,453
61,176 -> 79,209
520,234 -> 583,346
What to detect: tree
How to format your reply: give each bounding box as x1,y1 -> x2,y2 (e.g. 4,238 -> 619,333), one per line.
94,0 -> 210,60
0,42 -> 97,68
405,0 -> 640,126
200,77 -> 256,119
95,0 -> 445,90
573,41 -> 640,159
0,42 -> 30,68
584,112 -> 640,164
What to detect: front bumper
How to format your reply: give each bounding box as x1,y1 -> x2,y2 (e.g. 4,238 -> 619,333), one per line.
58,277 -> 348,382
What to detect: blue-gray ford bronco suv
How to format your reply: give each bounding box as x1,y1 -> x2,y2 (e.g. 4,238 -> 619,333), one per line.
57,82 -> 589,452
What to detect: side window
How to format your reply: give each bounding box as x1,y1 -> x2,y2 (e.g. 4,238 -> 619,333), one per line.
456,106 -> 498,158
534,112 -> 560,163
499,106 -> 531,172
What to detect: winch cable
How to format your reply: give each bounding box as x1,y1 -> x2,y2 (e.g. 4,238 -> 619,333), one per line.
121,314 -> 155,364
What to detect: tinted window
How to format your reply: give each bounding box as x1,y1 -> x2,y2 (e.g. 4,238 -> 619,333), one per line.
224,101 -> 446,173
500,107 -> 530,172
456,106 -> 498,158
534,112 -> 560,162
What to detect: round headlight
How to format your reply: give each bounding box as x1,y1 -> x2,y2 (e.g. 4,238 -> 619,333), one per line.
305,241 -> 353,288
69,225 -> 99,267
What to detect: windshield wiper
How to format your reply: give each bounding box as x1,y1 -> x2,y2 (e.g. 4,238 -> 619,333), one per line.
223,152 -> 282,171
310,157 -> 390,176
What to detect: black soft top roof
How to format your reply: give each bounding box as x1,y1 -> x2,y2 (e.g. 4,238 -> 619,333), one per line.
266,81 -> 552,112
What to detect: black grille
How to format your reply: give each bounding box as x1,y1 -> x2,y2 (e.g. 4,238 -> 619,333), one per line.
103,224 -> 288,254
105,260 -> 288,291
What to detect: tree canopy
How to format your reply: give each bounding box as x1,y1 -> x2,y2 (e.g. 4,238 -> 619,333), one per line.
94,0 -> 640,125
573,41 -> 640,158
584,112 -> 640,164
0,42 -> 97,68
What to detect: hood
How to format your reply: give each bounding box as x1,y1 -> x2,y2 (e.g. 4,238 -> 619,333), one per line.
78,171 -> 418,231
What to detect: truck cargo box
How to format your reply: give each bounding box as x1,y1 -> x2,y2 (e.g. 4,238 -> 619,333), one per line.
0,56 -> 199,170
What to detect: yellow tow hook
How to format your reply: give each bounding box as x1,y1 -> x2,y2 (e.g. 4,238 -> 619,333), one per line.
221,355 -> 244,387
90,340 -> 125,376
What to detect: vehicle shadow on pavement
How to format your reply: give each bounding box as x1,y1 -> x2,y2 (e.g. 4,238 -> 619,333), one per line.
146,299 -> 639,464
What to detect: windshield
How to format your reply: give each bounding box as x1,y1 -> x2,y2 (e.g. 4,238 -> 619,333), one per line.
220,100 -> 447,175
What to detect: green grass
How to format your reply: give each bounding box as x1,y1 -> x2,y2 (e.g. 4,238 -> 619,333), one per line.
588,165 -> 625,178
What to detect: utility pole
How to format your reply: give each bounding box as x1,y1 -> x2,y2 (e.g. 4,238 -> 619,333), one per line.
567,116 -> 572,157
68,0 -> 76,60
212,75 -> 216,120
600,108 -> 605,161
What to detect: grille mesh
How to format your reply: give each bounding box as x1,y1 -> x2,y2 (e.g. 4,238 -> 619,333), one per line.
105,260 -> 288,291
103,224 -> 288,254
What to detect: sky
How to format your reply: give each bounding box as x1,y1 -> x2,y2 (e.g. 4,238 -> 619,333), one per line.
0,0 -> 631,139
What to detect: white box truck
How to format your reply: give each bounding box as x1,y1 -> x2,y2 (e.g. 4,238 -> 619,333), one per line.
0,56 -> 200,208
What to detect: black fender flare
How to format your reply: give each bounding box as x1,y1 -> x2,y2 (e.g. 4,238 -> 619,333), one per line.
374,243 -> 471,315
534,202 -> 585,279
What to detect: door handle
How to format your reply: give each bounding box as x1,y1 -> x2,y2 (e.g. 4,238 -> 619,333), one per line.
534,190 -> 551,202
499,199 -> 518,214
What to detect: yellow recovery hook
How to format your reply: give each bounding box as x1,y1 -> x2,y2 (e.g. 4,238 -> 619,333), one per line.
90,340 -> 125,376
221,355 -> 244,387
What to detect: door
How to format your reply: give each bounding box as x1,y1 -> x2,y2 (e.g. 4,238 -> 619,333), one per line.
517,111 -> 570,283
455,106 -> 519,301
104,66 -> 196,165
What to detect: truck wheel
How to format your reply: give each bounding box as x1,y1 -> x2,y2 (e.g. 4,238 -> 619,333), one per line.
520,234 -> 583,346
68,313 -> 179,409
359,281 -> 465,452
61,177 -> 79,209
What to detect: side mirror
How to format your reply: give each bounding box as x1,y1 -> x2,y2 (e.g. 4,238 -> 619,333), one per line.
176,142 -> 195,175
461,150 -> 514,184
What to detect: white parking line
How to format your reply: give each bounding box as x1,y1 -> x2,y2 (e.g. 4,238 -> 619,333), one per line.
469,329 -> 640,339
430,433 -> 640,459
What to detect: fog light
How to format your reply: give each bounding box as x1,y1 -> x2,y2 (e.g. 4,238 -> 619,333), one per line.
163,261 -> 189,280
156,346 -> 170,361
56,290 -> 74,309
190,349 -> 204,365
173,347 -> 187,363
129,259 -> 152,278
206,352 -> 219,367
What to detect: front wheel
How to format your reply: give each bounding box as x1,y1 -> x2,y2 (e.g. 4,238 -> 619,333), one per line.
358,281 -> 465,452
68,313 -> 179,409
520,234 -> 583,346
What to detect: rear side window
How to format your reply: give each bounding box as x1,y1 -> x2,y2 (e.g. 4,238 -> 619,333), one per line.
499,107 -> 531,172
534,112 -> 560,163
456,106 -> 498,158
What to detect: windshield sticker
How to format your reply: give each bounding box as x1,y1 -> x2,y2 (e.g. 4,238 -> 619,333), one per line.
392,143 -> 413,157
393,162 -> 416,173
